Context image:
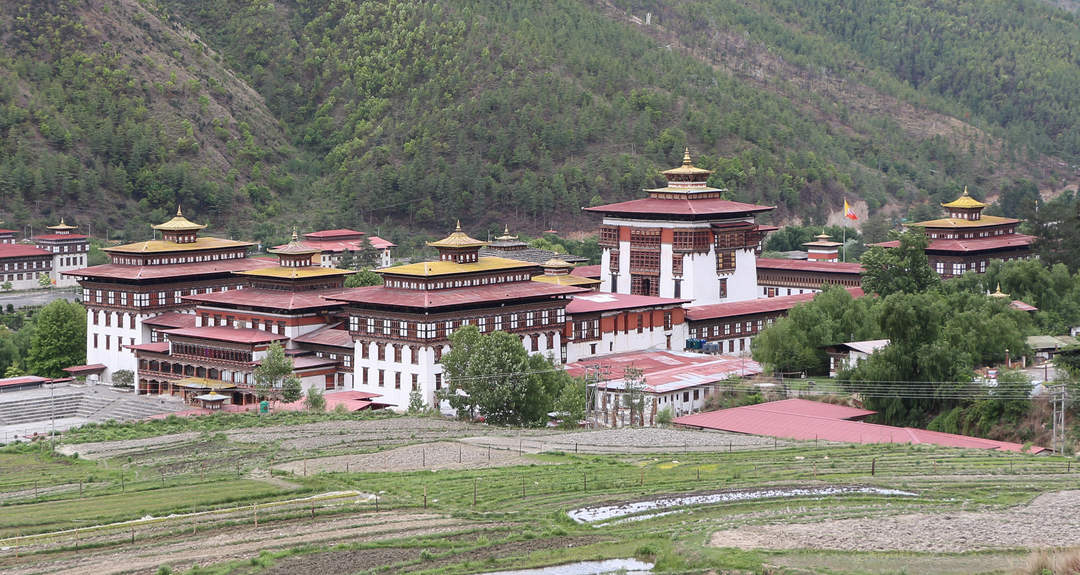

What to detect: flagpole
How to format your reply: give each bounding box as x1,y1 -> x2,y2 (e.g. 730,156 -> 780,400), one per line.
843,226 -> 846,262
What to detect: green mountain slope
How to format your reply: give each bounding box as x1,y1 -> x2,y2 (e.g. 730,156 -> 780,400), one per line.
2,0 -> 1077,247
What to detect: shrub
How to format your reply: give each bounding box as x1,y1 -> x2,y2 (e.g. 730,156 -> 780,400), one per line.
656,406 -> 673,426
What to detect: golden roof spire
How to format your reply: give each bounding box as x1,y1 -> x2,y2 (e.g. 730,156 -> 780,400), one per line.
503,224 -> 510,235
662,146 -> 712,178
427,221 -> 487,249
941,187 -> 987,209
989,283 -> 1009,298
682,147 -> 692,165
455,220 -> 462,232
177,204 -> 183,217
291,227 -> 299,242
152,205 -> 207,232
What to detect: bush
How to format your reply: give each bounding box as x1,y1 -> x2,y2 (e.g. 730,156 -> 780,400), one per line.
304,388 -> 326,412
656,406 -> 673,426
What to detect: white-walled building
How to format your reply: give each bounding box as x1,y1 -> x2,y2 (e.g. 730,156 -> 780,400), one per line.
584,149 -> 776,306
562,292 -> 688,364
32,220 -> 90,288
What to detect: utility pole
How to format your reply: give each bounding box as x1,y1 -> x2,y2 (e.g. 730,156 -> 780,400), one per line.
1051,384 -> 1067,454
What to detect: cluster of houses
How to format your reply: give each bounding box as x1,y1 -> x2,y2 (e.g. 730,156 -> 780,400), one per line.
3,149 -> 1044,426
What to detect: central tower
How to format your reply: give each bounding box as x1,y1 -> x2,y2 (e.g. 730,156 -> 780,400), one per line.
585,149 -> 775,305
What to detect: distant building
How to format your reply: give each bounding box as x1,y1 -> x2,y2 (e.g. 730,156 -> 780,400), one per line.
802,233 -> 843,262
275,229 -> 395,269
0,243 -> 53,290
562,292 -> 688,363
586,149 -> 776,304
32,219 -> 90,288
326,222 -> 590,409
479,225 -> 588,265
872,188 -> 1036,277
755,258 -> 863,297
824,339 -> 891,377
531,258 -> 601,291
66,207 -> 274,380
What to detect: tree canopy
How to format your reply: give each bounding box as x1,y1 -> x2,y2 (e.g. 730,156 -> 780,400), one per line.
26,299 -> 86,377
859,228 -> 939,297
253,342 -> 302,404
441,326 -> 571,426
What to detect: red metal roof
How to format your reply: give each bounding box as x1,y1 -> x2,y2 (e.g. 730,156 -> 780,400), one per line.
674,399 -> 1045,453
164,326 -> 289,344
186,288 -> 347,311
756,258 -> 863,274
873,234 -> 1036,253
0,229 -> 16,234
368,236 -> 396,249
304,229 -> 365,239
327,282 -> 588,310
141,312 -> 199,329
0,244 -> 52,258
291,355 -> 339,369
64,258 -> 276,280
62,363 -> 107,374
584,197 -> 774,217
293,324 -> 355,348
571,265 -> 602,279
565,350 -> 761,393
127,342 -> 171,353
567,292 -> 688,314
32,234 -> 89,241
686,289 -> 864,321
1010,300 -> 1038,312
0,375 -> 50,387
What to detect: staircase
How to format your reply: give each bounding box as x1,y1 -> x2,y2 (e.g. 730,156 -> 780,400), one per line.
0,387 -> 185,426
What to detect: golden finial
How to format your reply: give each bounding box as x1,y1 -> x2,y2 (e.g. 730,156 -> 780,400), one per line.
503,224 -> 510,235
682,147 -> 692,166
291,227 -> 299,242
962,186 -> 969,197
455,220 -> 462,232
60,217 -> 66,226
177,204 -> 183,217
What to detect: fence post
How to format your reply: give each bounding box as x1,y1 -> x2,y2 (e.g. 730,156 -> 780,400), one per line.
459,445 -> 462,463
424,485 -> 428,509
254,503 -> 258,527
640,467 -> 644,486
521,474 -> 525,499
120,474 -> 124,493
583,472 -> 587,492
130,527 -> 135,544
871,458 -> 876,476
473,478 -> 477,506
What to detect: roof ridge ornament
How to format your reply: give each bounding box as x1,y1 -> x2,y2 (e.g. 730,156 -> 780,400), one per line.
682,147 -> 692,165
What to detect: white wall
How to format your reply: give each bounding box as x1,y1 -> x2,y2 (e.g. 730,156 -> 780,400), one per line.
87,309 -> 150,382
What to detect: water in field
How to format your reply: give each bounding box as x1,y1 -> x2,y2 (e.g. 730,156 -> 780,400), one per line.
568,486 -> 916,524
479,559 -> 654,574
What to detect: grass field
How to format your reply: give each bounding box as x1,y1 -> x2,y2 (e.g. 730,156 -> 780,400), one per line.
0,413 -> 1078,574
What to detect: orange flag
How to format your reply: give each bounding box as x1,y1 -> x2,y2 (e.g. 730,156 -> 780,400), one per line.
844,199 -> 858,220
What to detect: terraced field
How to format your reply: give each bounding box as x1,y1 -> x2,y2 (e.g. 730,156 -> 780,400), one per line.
1,413 -> 1078,574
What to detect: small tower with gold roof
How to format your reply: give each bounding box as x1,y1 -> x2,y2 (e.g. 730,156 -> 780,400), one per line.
426,221 -> 487,264
152,206 -> 207,244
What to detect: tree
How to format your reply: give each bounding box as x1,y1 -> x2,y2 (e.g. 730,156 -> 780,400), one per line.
111,369 -> 134,388
1,282 -> 11,292
254,342 -> 300,405
552,377 -> 585,429
355,240 -> 381,268
860,228 -> 939,297
304,387 -> 326,412
442,326 -> 565,426
37,273 -> 52,289
623,367 -> 646,427
345,268 -> 383,287
26,300 -> 85,377
4,361 -> 25,378
407,388 -> 426,414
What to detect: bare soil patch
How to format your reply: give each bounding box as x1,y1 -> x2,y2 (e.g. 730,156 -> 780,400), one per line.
711,490 -> 1080,552
273,441 -> 543,474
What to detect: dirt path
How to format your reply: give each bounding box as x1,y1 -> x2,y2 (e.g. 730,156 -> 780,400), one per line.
4,512 -> 486,575
711,490 -> 1080,552
273,441 -> 543,474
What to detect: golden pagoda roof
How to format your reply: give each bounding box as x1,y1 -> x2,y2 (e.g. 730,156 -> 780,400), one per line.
426,221 -> 487,249
494,225 -> 518,242
383,256 -> 534,277
104,236 -> 253,254
234,266 -> 354,280
988,283 -> 1010,298
541,258 -> 574,269
152,206 -> 207,232
270,229 -> 320,256
48,218 -> 78,231
532,274 -> 601,287
941,187 -> 987,209
908,214 -> 1017,229
661,148 -> 712,177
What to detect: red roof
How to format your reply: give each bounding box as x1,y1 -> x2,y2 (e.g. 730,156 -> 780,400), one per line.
0,229 -> 16,234
756,258 -> 863,274
304,229 -> 365,239
368,235 -> 396,249
566,351 -> 762,393
293,324 -> 355,349
873,234 -> 1036,253
327,282 -> 588,310
141,312 -> 199,329
164,326 -> 289,344
567,292 -> 688,314
674,399 -> 1045,453
127,342 -> 171,353
64,258 -> 276,280
0,375 -> 50,388
291,355 -> 340,369
571,265 -> 602,279
0,244 -> 52,258
584,198 -> 774,218
32,234 -> 89,241
62,364 -> 107,375
687,289 -> 864,321
185,288 -> 347,311
1010,300 -> 1038,312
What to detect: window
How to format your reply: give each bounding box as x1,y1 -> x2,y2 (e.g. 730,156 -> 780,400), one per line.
526,312 -> 534,327
378,369 -> 385,387
411,374 -> 418,391
399,321 -> 407,337
382,319 -> 390,335
494,315 -> 503,331
717,250 -> 736,272
718,278 -> 728,299
664,312 -> 672,330
445,320 -> 454,336
367,318 -> 375,333
350,316 -> 359,331
935,262 -> 945,275
394,372 -> 401,389
510,314 -> 519,329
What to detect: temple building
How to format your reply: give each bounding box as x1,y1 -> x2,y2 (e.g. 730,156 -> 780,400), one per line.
562,292 -> 688,363
873,188 -> 1036,277
130,231 -> 355,401
531,258 -> 601,290
479,225 -> 588,265
66,207 -> 274,380
755,258 -> 863,297
32,219 -> 90,288
585,149 -> 776,304
276,229 -> 395,269
802,233 -> 844,262
326,223 -> 590,409
0,242 -> 52,290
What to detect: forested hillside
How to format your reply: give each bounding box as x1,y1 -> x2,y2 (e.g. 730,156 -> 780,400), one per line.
1,0 -> 1077,249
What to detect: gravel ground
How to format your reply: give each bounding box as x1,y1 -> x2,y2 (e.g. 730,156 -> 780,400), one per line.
711,489 -> 1080,552
56,432 -> 202,459
272,441 -> 545,474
